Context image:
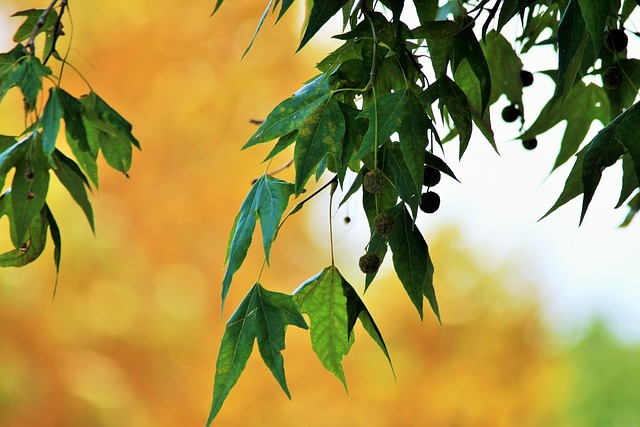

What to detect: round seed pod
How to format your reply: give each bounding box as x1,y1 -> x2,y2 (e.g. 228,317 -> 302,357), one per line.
420,191 -> 440,214
604,29 -> 628,52
423,166 -> 442,187
374,212 -> 394,236
520,70 -> 534,87
501,104 -> 521,123
522,138 -> 538,150
603,66 -> 623,90
359,252 -> 381,274
363,169 -> 387,194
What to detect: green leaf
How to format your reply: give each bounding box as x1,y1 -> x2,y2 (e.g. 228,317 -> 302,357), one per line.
620,192 -> 640,227
80,91 -> 140,174
517,3 -> 560,53
337,102 -> 366,183
616,154 -> 639,208
481,30 -> 524,107
292,97 -> 345,195
359,89 -> 429,209
293,267 -> 353,390
263,131 -> 297,163
41,88 -> 63,156
52,150 -> 94,231
364,232 -> 388,290
57,88 -> 99,187
424,151 -> 458,182
242,0 -> 274,58
541,148 -> 586,220
0,199 -> 48,267
342,272 -> 393,372
424,76 -> 472,157
413,0 -> 439,25
207,283 -> 307,425
413,20 -> 457,78
244,76 -> 331,148
299,0 -> 350,51
577,0 -> 610,56
452,23 -> 491,114
556,0 -> 589,104
383,143 -> 419,215
222,175 -> 295,306
521,82 -> 610,170
581,102 -> 640,222
497,0 -> 520,31
11,9 -> 59,43
0,54 -> 51,111
606,59 -> 640,117
0,137 -> 26,191
386,203 -> 439,322
10,135 -> 50,246
275,0 -> 296,22
0,45 -> 26,100
45,205 -> 62,296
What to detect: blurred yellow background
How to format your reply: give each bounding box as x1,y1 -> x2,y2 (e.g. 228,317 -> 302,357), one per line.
0,2 -> 639,426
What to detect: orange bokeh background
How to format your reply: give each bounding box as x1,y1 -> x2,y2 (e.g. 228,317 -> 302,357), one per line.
0,2 -> 571,426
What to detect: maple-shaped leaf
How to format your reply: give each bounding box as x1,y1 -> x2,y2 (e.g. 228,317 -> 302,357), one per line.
0,51 -> 51,111
521,82 -> 609,171
243,76 -> 344,194
293,266 -> 392,389
543,101 -> 640,223
207,283 -> 307,425
222,175 -> 295,306
244,76 -> 330,148
386,203 -> 439,322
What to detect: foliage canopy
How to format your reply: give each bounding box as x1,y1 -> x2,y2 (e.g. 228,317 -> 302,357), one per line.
1,0 -> 640,424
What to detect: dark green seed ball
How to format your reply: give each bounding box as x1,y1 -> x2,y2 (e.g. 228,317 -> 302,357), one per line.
603,66 -> 623,90
363,169 -> 387,194
522,138 -> 538,150
359,252 -> 381,274
420,191 -> 440,214
604,29 -> 628,52
501,104 -> 521,123
520,70 -> 534,87
423,166 -> 442,187
374,212 -> 394,236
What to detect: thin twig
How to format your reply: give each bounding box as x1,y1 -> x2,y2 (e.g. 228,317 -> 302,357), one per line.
25,0 -> 59,55
250,159 -> 293,184
360,2 -> 378,92
44,0 -> 68,65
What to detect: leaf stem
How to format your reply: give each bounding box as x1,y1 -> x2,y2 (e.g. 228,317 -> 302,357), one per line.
276,175 -> 338,235
329,181 -> 337,266
360,2 -> 378,92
